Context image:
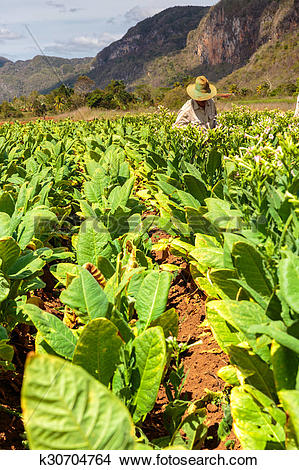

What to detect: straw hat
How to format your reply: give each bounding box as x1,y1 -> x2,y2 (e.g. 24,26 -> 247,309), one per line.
186,76 -> 217,101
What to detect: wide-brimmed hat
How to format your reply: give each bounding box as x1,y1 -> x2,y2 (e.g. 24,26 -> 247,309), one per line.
186,76 -> 217,101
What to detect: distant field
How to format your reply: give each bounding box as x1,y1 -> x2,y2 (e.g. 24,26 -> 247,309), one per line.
50,98 -> 298,120
1,96 -> 297,123
217,96 -> 297,113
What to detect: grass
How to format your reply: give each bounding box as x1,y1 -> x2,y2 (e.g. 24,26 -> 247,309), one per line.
233,97 -> 297,104
216,97 -> 297,113
53,106 -> 157,121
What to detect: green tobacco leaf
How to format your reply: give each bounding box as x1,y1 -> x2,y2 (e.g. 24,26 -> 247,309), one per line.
21,355 -> 135,450
207,300 -> 270,362
127,270 -> 149,300
84,170 -> 106,204
0,213 -> 11,238
109,177 -> 135,212
50,263 -> 83,286
168,238 -> 195,257
190,246 -> 225,271
279,255 -> 299,314
24,304 -> 77,360
132,327 -> 166,423
135,271 -> 172,330
0,237 -> 21,272
0,192 -> 15,216
231,279 -> 268,309
271,341 -> 299,391
73,318 -> 123,386
207,303 -> 247,352
194,274 -> 219,298
183,174 -> 208,204
231,385 -> 286,450
60,269 -> 109,324
227,345 -> 276,400
232,242 -> 272,299
7,252 -> 45,280
0,326 -> 8,340
177,191 -> 201,209
0,275 -> 10,302
77,219 -> 111,266
185,207 -> 218,237
18,209 -> 58,249
217,365 -> 240,386
206,149 -> 222,176
204,198 -> 242,231
35,331 -> 60,357
109,309 -> 134,343
209,269 -> 239,299
176,410 -> 207,450
194,233 -> 221,249
279,390 -> 299,450
223,233 -> 247,269
79,200 -> 97,219
150,308 -> 179,339
249,323 -> 299,355
0,339 -> 14,362
21,277 -> 46,293
97,256 -> 115,280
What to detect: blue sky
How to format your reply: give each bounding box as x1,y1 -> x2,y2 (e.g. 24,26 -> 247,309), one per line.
1,0 -> 218,61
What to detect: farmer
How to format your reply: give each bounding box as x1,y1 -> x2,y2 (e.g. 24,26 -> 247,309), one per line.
173,76 -> 217,130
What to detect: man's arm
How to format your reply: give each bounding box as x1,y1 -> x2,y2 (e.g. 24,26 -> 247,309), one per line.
173,109 -> 192,128
172,100 -> 195,128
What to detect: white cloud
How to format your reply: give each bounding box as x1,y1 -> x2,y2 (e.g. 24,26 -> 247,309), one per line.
108,5 -> 158,26
46,0 -> 65,8
123,6 -> 157,24
46,0 -> 83,13
0,27 -> 22,40
45,32 -> 121,55
72,34 -> 116,47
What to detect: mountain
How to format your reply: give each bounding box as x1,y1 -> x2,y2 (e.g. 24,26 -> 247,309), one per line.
0,1 -> 298,102
218,28 -> 299,92
89,6 -> 210,88
135,0 -> 299,88
0,55 -> 93,102
0,57 -> 12,68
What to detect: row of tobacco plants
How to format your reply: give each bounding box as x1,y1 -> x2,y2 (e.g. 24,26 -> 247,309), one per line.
0,106 -> 298,450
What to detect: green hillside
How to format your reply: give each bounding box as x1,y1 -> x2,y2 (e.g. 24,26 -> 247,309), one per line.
0,56 -> 93,102
218,29 -> 299,93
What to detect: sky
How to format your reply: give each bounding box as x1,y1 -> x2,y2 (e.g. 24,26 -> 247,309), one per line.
0,0 -> 218,61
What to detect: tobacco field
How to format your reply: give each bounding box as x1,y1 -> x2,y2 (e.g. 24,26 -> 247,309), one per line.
0,107 -> 299,450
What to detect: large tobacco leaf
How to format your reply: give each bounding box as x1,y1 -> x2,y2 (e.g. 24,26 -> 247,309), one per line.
232,242 -> 272,299
0,213 -> 11,238
207,300 -> 270,362
0,274 -> 10,302
60,269 -> 109,324
73,318 -> 123,386
0,237 -> 21,271
227,345 -> 276,400
271,340 -> 299,391
279,254 -> 299,314
131,327 -> 166,423
231,385 -> 286,450
7,251 -> 45,280
76,219 -> 112,265
22,354 -> 135,450
135,271 -> 172,330
24,304 -> 77,360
